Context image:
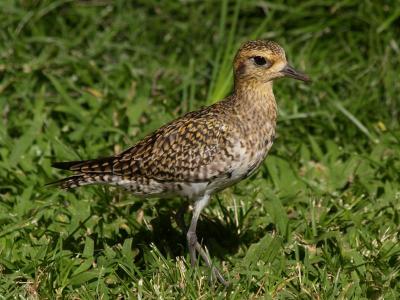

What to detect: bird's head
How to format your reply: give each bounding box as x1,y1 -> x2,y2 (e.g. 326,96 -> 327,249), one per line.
233,40 -> 310,85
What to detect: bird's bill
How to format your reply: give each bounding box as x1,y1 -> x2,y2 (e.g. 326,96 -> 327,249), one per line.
281,64 -> 311,82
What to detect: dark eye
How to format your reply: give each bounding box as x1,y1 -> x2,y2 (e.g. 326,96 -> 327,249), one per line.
252,56 -> 268,66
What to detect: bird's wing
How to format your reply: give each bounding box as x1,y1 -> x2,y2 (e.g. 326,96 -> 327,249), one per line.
112,110 -> 231,182
55,107 -> 233,183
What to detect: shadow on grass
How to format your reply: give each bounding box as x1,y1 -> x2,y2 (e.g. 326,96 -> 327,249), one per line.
58,187 -> 266,267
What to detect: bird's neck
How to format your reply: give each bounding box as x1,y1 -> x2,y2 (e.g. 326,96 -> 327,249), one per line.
232,80 -> 277,124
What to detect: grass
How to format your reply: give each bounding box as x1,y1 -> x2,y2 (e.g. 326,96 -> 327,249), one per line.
0,0 -> 399,298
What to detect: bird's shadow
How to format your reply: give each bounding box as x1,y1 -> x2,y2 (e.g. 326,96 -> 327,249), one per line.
123,199 -> 244,261
60,187 -> 265,268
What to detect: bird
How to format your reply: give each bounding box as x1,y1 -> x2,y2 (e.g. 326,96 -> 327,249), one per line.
50,40 -> 310,286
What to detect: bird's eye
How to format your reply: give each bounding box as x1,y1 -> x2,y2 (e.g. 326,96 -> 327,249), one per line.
252,56 -> 268,66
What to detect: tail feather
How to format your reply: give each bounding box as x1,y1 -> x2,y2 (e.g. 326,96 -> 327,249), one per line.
49,156 -> 121,189
51,157 -> 115,174
46,175 -> 89,189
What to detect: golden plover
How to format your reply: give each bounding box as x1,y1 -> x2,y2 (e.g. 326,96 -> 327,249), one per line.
51,40 -> 310,286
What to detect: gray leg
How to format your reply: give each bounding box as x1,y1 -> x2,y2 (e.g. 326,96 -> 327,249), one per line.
186,194 -> 229,286
174,201 -> 189,233
187,195 -> 209,267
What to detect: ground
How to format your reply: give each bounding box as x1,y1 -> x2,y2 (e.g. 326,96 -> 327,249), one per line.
0,0 -> 399,299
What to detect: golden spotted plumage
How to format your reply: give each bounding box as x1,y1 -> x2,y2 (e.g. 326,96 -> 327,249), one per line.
50,40 -> 310,285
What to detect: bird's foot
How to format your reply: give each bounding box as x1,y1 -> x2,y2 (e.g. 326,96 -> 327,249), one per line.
194,241 -> 229,286
187,232 -> 229,287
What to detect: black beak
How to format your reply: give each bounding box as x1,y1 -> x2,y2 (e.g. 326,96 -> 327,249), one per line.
281,64 -> 311,82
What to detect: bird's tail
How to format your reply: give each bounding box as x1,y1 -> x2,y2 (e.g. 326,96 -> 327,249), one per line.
48,157 -> 117,189
51,157 -> 115,173
46,175 -> 93,189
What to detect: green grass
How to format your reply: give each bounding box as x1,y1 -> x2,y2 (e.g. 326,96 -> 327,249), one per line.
1,0 -> 400,298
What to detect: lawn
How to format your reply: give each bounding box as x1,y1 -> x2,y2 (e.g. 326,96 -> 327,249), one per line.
1,0 -> 399,298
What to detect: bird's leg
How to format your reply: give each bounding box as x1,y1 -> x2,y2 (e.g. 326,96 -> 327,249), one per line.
187,196 -> 207,268
174,201 -> 189,233
186,194 -> 229,286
